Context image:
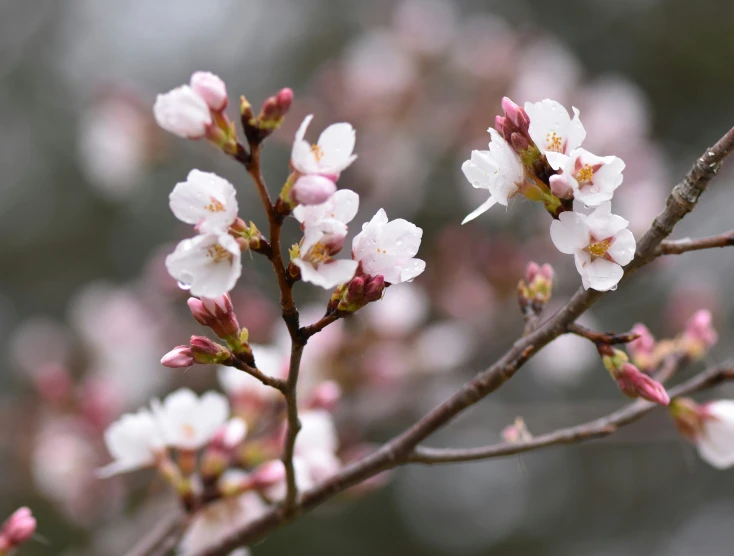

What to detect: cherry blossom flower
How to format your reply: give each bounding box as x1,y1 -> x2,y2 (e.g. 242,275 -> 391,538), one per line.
153,388 -> 229,451
671,398 -> 734,469
352,209 -> 425,284
549,202 -> 636,291
294,220 -> 359,288
166,233 -> 241,297
291,115 -> 357,179
680,309 -> 718,359
153,85 -> 212,139
546,148 -> 625,205
461,129 -> 524,223
169,170 -> 238,234
525,99 -> 586,157
98,408 -> 165,477
190,71 -> 228,112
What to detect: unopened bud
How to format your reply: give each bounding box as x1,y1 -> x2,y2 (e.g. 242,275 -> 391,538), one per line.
680,309 -> 718,359
501,417 -> 532,444
510,131 -> 528,152
669,397 -> 703,441
364,275 -> 386,302
190,71 -> 228,112
346,276 -> 365,302
251,460 -> 286,490
257,87 -> 294,134
190,336 -> 231,365
518,261 -> 553,309
0,507 -> 36,549
627,323 -> 656,371
290,175 -> 337,206
612,362 -> 670,406
494,115 -> 508,139
187,294 -> 240,340
501,96 -> 530,133
161,345 -> 194,368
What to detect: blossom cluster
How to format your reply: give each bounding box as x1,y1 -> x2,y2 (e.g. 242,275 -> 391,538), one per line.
158,72 -> 425,301
462,97 -> 635,291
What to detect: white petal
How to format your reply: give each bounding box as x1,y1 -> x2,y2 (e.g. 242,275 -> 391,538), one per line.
296,410 -> 339,455
579,258 -> 623,291
545,151 -> 570,171
607,228 -> 636,266
294,114 -> 313,142
166,234 -> 241,298
295,258 -> 358,289
550,211 -> 589,254
153,86 -> 211,139
698,402 -> 734,469
566,106 -> 587,153
399,258 -> 426,282
169,170 -> 238,233
381,218 -> 423,258
585,202 -> 629,239
462,196 -> 498,224
317,122 -> 357,172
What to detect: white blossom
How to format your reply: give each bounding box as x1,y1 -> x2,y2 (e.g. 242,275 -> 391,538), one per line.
525,99 -> 586,157
295,410 -> 341,481
550,202 -> 636,291
153,388 -> 229,451
291,115 -> 357,178
352,209 -> 425,284
697,401 -> 734,470
98,409 -> 165,477
461,129 -> 524,223
153,85 -> 212,139
169,170 -> 238,234
166,233 -> 241,297
293,221 -> 359,289
546,148 -> 625,206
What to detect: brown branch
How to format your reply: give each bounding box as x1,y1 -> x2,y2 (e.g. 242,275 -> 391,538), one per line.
190,126 -> 734,556
406,358 -> 725,464
657,230 -> 734,255
282,343 -> 304,511
225,356 -> 286,392
301,312 -> 342,339
567,323 -> 639,345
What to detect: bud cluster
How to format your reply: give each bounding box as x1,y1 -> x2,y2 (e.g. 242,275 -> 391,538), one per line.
240,87 -> 294,145
517,261 -> 554,315
599,345 -> 669,406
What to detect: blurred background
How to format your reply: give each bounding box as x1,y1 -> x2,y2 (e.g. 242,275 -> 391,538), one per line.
1,0 -> 734,554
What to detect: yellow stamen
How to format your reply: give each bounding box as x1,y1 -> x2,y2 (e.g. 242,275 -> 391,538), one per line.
586,238 -> 613,259
306,242 -> 331,264
206,196 -> 226,213
207,244 -> 233,263
575,164 -> 595,184
545,131 -> 563,153
311,144 -> 325,162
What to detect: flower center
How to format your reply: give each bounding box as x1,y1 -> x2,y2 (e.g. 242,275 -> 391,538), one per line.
575,164 -> 595,184
206,196 -> 226,213
376,248 -> 387,254
182,423 -> 196,439
545,132 -> 564,153
585,237 -> 613,260
311,144 -> 325,162
207,243 -> 233,263
306,242 -> 331,264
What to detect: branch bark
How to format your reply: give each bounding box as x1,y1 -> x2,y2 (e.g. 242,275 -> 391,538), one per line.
188,126 -> 734,555
657,230 -> 734,255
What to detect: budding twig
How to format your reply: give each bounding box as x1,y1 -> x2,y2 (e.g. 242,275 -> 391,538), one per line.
657,230 -> 734,256
301,312 -> 342,339
406,360 -> 734,465
226,356 -> 286,392
188,125 -> 734,556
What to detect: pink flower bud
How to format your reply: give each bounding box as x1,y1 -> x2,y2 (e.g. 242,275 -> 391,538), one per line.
494,115 -> 508,139
291,175 -> 337,205
346,276 -> 366,301
188,295 -> 240,339
153,85 -> 212,139
190,336 -> 229,364
1,507 -> 36,547
187,297 -> 209,326
614,363 -> 670,406
525,261 -> 541,284
510,131 -> 529,152
501,96 -> 529,132
161,345 -> 194,368
275,87 -> 294,113
539,263 -> 554,282
364,275 -> 386,301
627,323 -> 656,370
307,381 -> 342,412
681,309 -> 718,358
549,174 -> 574,199
190,71 -> 228,111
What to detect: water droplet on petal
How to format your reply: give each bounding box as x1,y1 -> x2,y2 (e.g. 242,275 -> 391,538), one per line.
177,281 -> 192,291
610,284 -> 618,291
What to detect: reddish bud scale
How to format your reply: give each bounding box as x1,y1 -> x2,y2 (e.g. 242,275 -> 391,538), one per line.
190,336 -> 231,364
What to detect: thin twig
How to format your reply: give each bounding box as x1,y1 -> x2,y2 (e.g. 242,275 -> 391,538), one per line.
567,323 -> 639,345
301,312 -> 342,339
226,356 -> 286,392
657,230 -> 734,255
406,358 -> 723,464
191,126 -> 734,556
124,512 -> 187,556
